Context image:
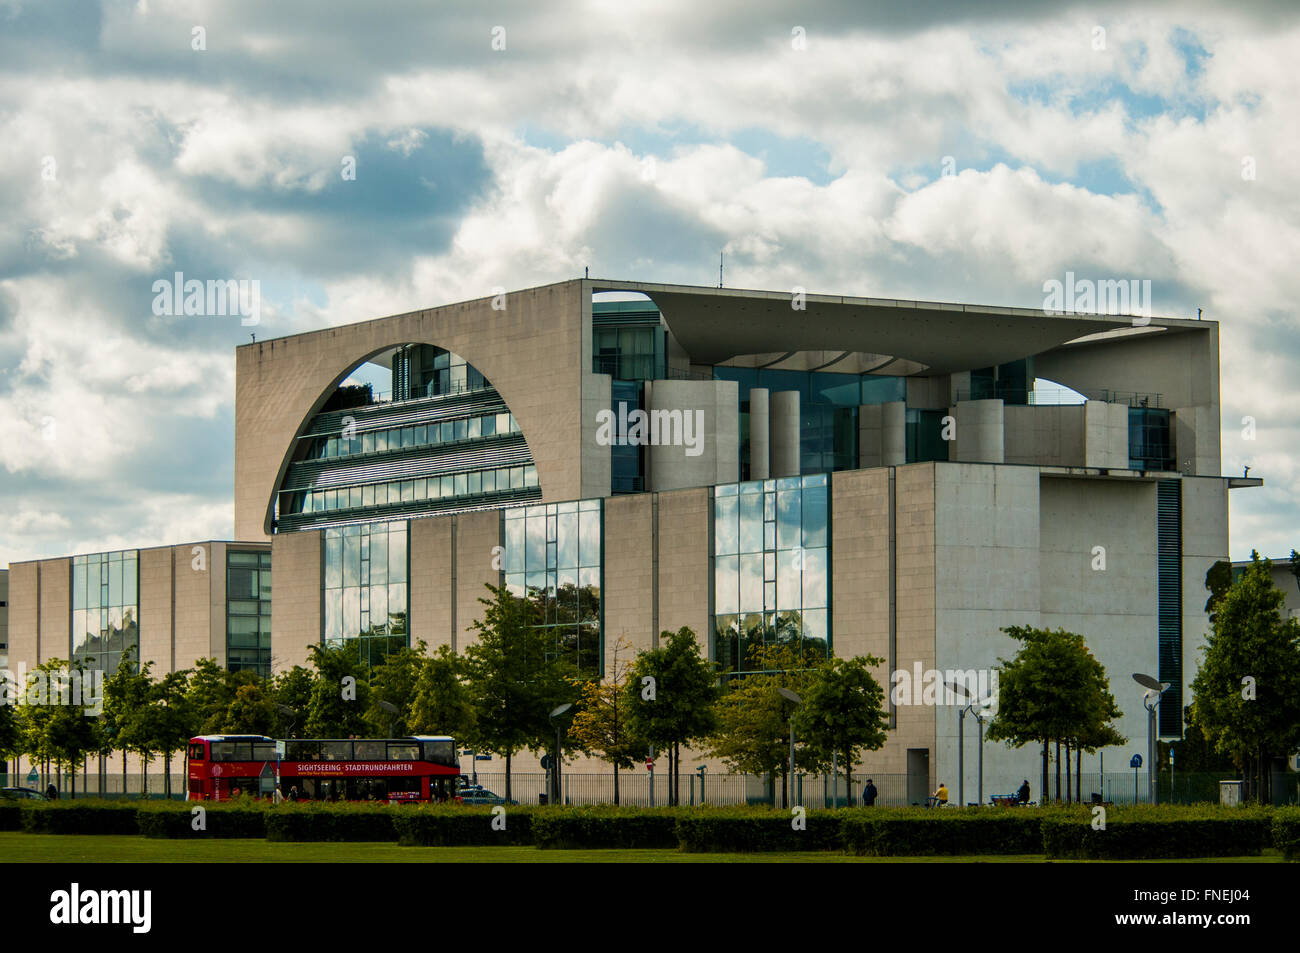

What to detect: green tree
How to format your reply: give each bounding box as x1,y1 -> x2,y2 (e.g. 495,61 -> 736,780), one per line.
705,643 -> 817,806
101,651 -> 146,795
0,689 -> 20,783
409,646 -> 475,741
186,658 -> 240,734
463,584 -> 574,801
366,641 -> 427,735
569,636 -> 641,805
795,655 -> 890,802
109,658 -> 157,796
271,666 -> 315,737
20,659 -> 102,798
304,643 -> 372,738
986,626 -> 1123,803
223,680 -> 278,735
624,627 -> 720,805
1204,560 -> 1234,624
141,670 -> 193,798
1188,553 -> 1300,804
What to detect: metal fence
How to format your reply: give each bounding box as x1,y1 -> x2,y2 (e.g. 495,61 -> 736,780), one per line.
467,772 -> 915,808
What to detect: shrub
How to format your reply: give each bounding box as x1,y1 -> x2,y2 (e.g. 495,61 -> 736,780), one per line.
841,807 -> 1055,856
264,803 -> 398,842
19,801 -> 141,835
1042,805 -> 1272,859
676,807 -> 849,852
393,805 -> 535,846
137,803 -> 267,839
532,807 -> 682,849
1272,807 -> 1300,861
0,801 -> 20,831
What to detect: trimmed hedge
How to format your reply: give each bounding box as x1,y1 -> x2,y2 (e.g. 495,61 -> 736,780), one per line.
0,801 -> 21,831
1042,807 -> 1272,859
532,807 -> 682,849
393,805 -> 535,846
265,803 -> 398,842
137,804 -> 267,839
19,801 -> 142,835
676,808 -> 850,852
1273,808 -> 1300,861
842,808 -> 1055,856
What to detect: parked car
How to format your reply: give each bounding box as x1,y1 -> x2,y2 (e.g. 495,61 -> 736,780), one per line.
0,787 -> 50,801
455,781 -> 514,806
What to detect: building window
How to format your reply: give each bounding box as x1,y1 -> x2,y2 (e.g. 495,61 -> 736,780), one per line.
228,550 -> 272,677
71,551 -> 139,673
906,409 -> 950,463
502,500 -> 603,676
1129,407 -> 1174,471
712,474 -> 830,674
323,521 -> 409,667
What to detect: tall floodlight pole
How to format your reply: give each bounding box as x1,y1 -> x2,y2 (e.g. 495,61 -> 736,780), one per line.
1133,674 -> 1169,804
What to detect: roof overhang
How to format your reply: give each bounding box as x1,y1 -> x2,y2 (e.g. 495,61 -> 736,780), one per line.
590,279 -> 1208,374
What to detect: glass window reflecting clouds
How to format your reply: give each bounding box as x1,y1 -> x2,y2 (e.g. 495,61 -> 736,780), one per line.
712,475 -> 830,673
503,499 -> 603,676
71,551 -> 139,673
323,521 -> 408,667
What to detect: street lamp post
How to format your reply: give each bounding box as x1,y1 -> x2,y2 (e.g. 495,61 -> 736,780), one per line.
275,704 -> 296,797
946,681 -> 988,807
778,688 -> 802,809
1133,673 -> 1169,804
549,703 -> 573,806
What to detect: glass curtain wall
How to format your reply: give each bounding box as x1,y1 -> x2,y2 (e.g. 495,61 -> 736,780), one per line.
227,550 -> 272,677
323,521 -> 409,666
712,474 -> 830,674
502,500 -> 603,676
71,551 -> 139,673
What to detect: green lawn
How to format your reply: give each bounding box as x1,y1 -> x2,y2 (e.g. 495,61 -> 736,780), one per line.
0,833 -> 1283,863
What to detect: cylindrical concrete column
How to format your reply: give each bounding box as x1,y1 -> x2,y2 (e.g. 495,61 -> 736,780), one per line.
769,390 -> 800,478
748,388 -> 770,480
882,401 -> 906,466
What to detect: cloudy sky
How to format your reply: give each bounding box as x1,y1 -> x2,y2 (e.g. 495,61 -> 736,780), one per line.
1,0 -> 1297,566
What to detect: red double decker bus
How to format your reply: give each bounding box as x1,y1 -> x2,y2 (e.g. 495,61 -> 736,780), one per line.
186,735 -> 461,803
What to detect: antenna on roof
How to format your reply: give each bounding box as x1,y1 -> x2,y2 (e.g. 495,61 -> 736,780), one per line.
585,266 -> 589,278
1197,308 -> 1202,320
719,252 -> 724,288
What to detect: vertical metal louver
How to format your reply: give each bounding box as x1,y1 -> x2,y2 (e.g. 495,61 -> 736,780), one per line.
1156,479 -> 1182,736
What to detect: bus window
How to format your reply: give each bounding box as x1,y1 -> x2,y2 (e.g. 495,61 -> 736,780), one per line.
387,743 -> 419,761
354,740 -> 385,760
287,740 -> 321,761
252,742 -> 277,761
321,741 -> 353,761
188,743 -> 207,761
423,740 -> 455,765
211,742 -> 253,762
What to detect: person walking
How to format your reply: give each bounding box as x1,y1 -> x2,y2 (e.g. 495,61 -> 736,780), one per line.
863,778 -> 878,806
1017,779 -> 1031,805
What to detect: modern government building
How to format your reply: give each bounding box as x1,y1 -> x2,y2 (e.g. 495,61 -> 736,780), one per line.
4,278 -> 1260,802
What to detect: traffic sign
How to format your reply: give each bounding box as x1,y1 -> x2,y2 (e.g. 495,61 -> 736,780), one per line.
275,741 -> 286,758
540,754 -> 552,770
645,757 -> 654,771
26,769 -> 38,785
1130,754 -> 1142,768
